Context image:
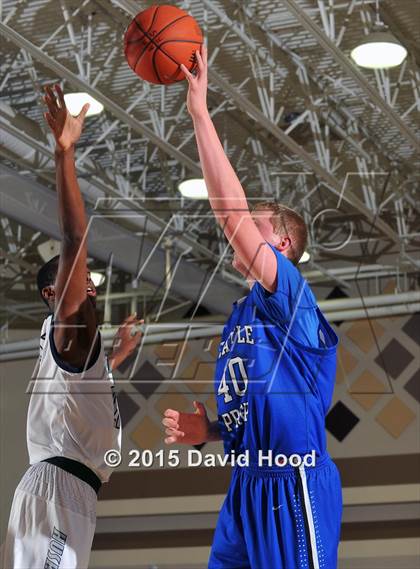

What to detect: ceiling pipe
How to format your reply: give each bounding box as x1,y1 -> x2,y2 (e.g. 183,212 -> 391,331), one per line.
3,289 -> 418,321
302,264 -> 411,281
0,322 -> 220,354
318,290 -> 420,311
1,293 -> 419,362
325,302 -> 420,322
0,323 -> 223,362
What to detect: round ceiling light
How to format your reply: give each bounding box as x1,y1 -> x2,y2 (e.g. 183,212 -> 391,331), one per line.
350,31 -> 407,69
63,92 -> 104,117
90,271 -> 106,287
299,251 -> 311,264
178,178 -> 208,199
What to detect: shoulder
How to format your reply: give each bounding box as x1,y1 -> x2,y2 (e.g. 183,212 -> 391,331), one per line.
255,247 -> 317,310
48,319 -> 103,375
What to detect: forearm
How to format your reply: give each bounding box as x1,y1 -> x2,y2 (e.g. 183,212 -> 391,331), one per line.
192,110 -> 249,220
207,420 -> 222,442
55,146 -> 88,242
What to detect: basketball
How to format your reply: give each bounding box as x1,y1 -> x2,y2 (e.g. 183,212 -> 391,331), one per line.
124,5 -> 203,85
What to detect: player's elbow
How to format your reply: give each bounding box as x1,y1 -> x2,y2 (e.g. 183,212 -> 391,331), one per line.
221,211 -> 249,234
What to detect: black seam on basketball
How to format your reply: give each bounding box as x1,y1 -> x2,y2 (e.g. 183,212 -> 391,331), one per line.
146,5 -> 160,34
125,7 -> 157,52
130,7 -> 160,71
158,41 -> 203,75
152,48 -> 163,84
133,13 -> 192,57
159,39 -> 203,46
148,14 -> 191,45
132,19 -> 151,72
156,40 -> 203,80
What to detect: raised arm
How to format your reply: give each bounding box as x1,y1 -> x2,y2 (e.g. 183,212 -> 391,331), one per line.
44,85 -> 96,368
181,48 -> 279,292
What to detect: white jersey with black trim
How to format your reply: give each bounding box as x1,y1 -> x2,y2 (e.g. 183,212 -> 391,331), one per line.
27,315 -> 121,483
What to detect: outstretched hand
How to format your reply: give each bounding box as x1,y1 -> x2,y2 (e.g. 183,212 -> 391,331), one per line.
44,84 -> 89,151
109,314 -> 144,370
180,45 -> 208,117
163,401 -> 210,445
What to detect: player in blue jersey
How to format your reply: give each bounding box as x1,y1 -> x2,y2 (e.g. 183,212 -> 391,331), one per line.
162,46 -> 342,569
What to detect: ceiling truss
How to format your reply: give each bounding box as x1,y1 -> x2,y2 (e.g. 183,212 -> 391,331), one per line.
0,0 -> 419,325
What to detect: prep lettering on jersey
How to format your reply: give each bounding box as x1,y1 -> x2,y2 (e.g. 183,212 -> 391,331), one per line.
218,325 -> 254,358
44,526 -> 67,569
222,401 -> 249,432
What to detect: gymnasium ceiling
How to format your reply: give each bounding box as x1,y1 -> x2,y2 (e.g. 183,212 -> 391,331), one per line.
1,0 -> 419,327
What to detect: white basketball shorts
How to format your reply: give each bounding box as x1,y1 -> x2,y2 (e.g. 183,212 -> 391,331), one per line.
2,461 -> 97,569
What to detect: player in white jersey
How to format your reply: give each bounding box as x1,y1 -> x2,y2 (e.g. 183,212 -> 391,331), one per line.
2,85 -> 143,569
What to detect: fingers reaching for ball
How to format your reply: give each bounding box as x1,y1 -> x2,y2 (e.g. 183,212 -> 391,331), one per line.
181,45 -> 208,116
201,44 -> 207,65
196,45 -> 207,74
180,45 -> 207,83
180,64 -> 194,82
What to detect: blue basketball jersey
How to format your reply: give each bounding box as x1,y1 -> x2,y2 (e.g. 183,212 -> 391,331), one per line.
214,244 -> 338,461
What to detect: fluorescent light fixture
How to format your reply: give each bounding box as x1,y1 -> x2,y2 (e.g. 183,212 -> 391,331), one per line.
64,92 -> 104,117
350,31 -> 407,69
299,251 -> 311,264
178,178 -> 208,199
90,271 -> 105,287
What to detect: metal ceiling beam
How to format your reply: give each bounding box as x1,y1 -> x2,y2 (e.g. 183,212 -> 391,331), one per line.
207,69 -> 400,243
0,164 -> 242,315
0,248 -> 38,275
281,0 -> 420,153
112,0 -> 400,245
0,21 -> 202,177
237,3 -> 370,161
377,2 -> 420,71
206,0 -> 417,199
0,102 -> 229,269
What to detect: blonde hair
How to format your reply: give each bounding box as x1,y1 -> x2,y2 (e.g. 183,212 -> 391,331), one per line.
252,202 -> 308,265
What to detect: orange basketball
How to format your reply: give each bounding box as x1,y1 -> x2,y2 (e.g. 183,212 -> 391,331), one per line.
124,5 -> 203,85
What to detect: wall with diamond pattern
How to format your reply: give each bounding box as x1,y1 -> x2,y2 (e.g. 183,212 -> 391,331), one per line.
113,313 -> 420,469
